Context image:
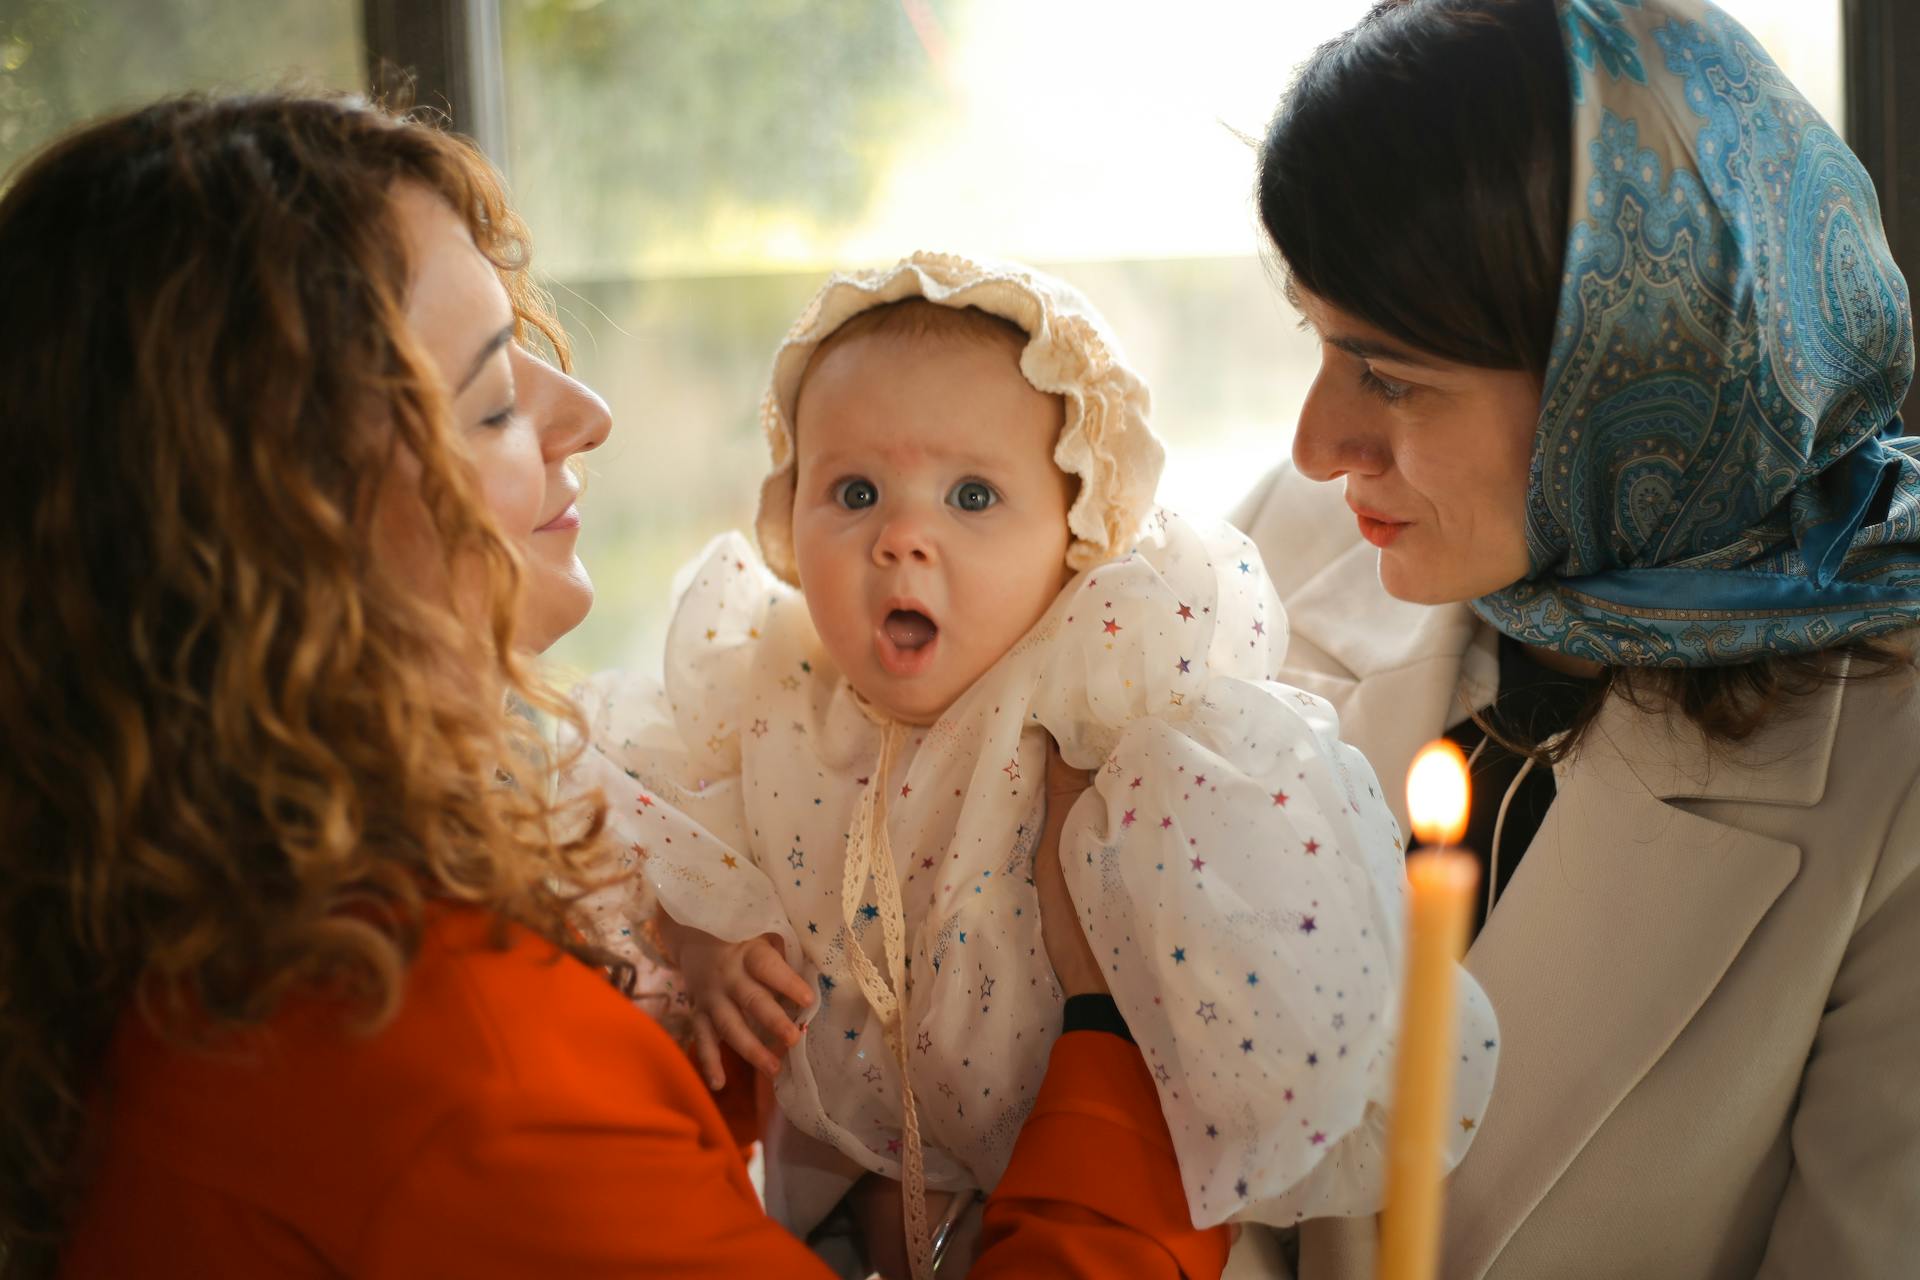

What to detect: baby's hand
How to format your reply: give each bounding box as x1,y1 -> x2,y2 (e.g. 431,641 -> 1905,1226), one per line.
673,922 -> 815,1088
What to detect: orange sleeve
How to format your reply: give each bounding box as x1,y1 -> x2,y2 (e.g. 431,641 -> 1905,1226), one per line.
701,1044 -> 765,1157
355,1072 -> 835,1279
358,1035 -> 1227,1280
975,1031 -> 1233,1280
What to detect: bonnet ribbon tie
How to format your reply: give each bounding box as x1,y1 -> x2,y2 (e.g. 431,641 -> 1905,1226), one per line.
840,713 -> 934,1278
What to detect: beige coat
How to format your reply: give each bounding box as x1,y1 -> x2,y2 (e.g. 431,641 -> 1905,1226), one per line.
1229,463 -> 1920,1279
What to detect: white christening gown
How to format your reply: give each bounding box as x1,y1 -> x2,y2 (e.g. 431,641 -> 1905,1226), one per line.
570,511 -> 1497,1232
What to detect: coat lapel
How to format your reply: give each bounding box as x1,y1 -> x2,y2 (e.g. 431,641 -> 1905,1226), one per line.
1247,466 -> 1835,1278
1439,683 -> 1837,1277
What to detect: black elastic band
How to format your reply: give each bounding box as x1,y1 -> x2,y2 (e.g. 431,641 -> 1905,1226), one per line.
1061,993 -> 1134,1043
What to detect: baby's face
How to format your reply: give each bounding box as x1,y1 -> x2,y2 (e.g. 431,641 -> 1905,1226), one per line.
791,330 -> 1073,725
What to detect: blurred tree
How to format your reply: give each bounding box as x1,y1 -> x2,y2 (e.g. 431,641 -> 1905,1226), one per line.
0,0 -> 360,181
502,0 -> 941,278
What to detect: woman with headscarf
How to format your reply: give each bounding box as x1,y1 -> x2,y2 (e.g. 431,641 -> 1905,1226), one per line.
1239,0 -> 1920,1275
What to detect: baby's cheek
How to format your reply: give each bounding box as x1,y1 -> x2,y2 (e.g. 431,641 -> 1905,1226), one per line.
805,574 -> 868,669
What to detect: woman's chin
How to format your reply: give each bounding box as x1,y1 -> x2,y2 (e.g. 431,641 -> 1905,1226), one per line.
521,564 -> 594,654
1375,553 -> 1495,607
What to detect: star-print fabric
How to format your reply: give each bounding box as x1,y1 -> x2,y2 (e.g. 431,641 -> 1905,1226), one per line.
569,512 -> 1497,1231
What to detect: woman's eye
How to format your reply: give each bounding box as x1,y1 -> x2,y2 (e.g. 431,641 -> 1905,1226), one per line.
482,402 -> 518,429
949,480 -> 998,513
836,478 -> 879,509
1357,367 -> 1414,404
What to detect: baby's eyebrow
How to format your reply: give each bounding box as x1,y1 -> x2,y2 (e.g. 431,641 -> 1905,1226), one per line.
804,444 -> 1009,472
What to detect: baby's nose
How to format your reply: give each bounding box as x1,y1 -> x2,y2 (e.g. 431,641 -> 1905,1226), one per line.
872,513 -> 936,566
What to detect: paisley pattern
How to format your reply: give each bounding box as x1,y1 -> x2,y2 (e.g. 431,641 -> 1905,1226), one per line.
1562,0 -> 1646,102
1473,0 -> 1919,665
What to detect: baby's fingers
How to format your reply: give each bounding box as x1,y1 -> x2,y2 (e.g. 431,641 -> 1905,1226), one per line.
744,939 -> 816,1009
737,980 -> 803,1051
690,1010 -> 727,1091
708,998 -> 785,1078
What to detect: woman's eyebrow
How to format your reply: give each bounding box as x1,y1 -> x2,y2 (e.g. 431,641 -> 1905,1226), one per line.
1324,332 -> 1444,370
457,322 -> 515,392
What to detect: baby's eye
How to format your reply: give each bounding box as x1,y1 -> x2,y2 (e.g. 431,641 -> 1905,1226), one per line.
948,480 -> 999,513
836,478 -> 879,510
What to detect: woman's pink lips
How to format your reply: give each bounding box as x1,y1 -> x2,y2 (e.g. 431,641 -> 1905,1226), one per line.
535,503 -> 580,533
1352,507 -> 1410,548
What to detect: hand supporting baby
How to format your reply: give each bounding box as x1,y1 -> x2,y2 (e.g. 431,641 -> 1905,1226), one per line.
667,731 -> 1099,1097
664,916 -> 816,1089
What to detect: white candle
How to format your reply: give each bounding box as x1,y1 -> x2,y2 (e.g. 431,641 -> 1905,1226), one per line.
1380,740 -> 1479,1280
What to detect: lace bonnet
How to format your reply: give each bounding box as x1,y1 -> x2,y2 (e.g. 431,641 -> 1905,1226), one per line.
753,251 -> 1164,585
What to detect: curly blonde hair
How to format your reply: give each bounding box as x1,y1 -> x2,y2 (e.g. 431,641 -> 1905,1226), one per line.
0,95 -> 617,1270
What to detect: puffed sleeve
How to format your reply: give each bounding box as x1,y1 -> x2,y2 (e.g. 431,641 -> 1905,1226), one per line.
566,534 -> 799,980
1032,512 -> 1496,1228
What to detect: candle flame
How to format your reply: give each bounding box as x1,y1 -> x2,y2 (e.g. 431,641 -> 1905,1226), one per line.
1407,739 -> 1470,847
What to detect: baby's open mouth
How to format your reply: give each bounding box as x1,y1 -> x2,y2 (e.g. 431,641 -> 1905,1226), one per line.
884,609 -> 938,651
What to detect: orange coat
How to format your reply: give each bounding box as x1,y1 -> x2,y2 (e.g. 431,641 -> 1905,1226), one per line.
63,906 -> 1228,1277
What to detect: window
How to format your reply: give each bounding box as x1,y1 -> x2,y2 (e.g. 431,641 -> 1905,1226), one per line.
0,0 -> 362,178
500,0 -> 1846,676
502,1 -> 1404,675
0,0 -> 1855,678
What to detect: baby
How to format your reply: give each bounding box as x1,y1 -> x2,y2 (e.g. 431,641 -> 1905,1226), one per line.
573,253 -> 1496,1276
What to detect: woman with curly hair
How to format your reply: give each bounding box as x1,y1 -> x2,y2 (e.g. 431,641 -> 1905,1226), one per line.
0,95 -> 1227,1277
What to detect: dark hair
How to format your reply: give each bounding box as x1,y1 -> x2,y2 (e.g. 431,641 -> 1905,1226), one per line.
1259,0 -> 1571,376
0,95 -> 620,1273
1257,0 -> 1912,757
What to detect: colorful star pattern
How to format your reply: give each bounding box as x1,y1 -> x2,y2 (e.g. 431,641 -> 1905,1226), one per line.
567,518 -> 1499,1234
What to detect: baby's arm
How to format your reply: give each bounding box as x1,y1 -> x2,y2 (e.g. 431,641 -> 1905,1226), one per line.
663,914 -> 815,1089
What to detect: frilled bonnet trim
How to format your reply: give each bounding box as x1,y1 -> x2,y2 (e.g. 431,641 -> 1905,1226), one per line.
753,251 -> 1164,585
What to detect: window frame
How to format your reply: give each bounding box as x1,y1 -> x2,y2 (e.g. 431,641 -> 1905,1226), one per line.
373,0 -> 1920,417
1845,0 -> 1920,423
360,0 -> 506,165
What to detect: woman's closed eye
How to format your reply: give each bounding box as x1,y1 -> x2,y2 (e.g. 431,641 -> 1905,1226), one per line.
480,400 -> 518,429
1357,365 -> 1415,404
948,479 -> 999,513
835,477 -> 879,510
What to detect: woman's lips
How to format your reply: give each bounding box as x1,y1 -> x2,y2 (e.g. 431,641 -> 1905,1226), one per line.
1350,505 -> 1410,549
535,503 -> 580,533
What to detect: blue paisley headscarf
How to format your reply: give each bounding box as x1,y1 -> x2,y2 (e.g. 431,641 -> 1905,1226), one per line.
1471,0 -> 1920,666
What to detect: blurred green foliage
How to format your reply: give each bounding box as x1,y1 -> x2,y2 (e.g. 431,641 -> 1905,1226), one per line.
502,0 -> 937,278
0,1 -> 1313,684
0,0 -> 361,181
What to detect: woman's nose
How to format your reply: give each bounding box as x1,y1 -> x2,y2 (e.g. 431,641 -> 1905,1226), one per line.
514,345 -> 613,462
1291,363 -> 1389,483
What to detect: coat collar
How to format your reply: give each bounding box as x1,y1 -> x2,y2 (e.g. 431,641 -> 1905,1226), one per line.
1439,683 -> 1822,1276
1269,504 -> 1836,1277
1568,664 -> 1844,807
1277,513 -> 1846,817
